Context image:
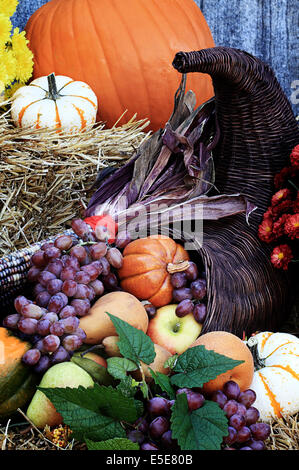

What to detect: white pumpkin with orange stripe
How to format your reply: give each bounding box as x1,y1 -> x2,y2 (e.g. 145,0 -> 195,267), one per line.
247,331 -> 299,422
11,73 -> 97,134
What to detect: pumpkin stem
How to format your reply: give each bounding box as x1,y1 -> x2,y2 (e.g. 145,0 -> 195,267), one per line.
167,260 -> 190,274
47,73 -> 60,100
247,337 -> 266,371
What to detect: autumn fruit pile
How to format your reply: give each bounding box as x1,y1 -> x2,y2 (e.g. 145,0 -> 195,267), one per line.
258,144 -> 298,270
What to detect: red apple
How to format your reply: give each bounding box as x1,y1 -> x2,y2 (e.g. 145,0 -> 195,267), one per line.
147,304 -> 202,355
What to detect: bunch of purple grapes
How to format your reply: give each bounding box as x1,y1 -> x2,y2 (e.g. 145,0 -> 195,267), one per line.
127,388 -> 206,450
172,261 -> 207,324
3,218 -> 125,373
127,380 -> 270,451
211,380 -> 271,450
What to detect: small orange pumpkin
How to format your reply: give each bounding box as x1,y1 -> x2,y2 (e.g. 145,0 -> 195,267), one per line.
118,235 -> 189,307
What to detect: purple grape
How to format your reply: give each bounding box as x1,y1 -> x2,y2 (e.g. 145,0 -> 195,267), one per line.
115,231 -> 131,249
223,400 -> 239,418
89,279 -> 104,296
144,303 -> 157,319
44,246 -> 61,262
171,272 -> 187,288
70,299 -> 90,316
239,446 -> 253,450
74,284 -> 90,299
102,273 -> 118,290
247,439 -> 266,450
71,219 -> 90,239
229,413 -> 246,430
33,283 -> 46,297
64,256 -> 81,271
33,355 -> 51,373
106,248 -> 123,269
236,426 -> 251,443
62,334 -> 83,352
149,417 -> 170,440
81,264 -> 101,281
193,303 -> 207,323
14,295 -> 31,314
3,313 -> 21,329
211,390 -> 228,409
54,235 -> 73,251
175,299 -> 194,317
50,346 -> 70,364
147,397 -> 170,417
61,316 -> 80,334
43,312 -> 59,323
223,426 -> 237,445
75,271 -> 91,284
36,319 -> 51,336
27,266 -> 42,282
238,389 -> 256,408
250,423 -> 271,441
18,318 -> 38,335
73,328 -> 87,341
161,430 -> 178,449
31,250 -> 47,267
38,270 -> 56,287
59,305 -> 76,318
172,287 -> 192,303
89,242 -> 108,260
245,407 -> 260,426
184,261 -> 199,281
190,279 -> 207,300
236,403 -> 247,417
134,417 -> 148,434
127,430 -> 145,444
47,278 -> 63,295
22,348 -> 41,366
46,259 -> 64,277
62,280 -> 78,297
50,321 -> 65,336
35,291 -> 52,308
186,391 -> 205,411
43,334 -> 60,352
99,257 -> 110,275
60,267 -> 77,282
223,381 -> 241,400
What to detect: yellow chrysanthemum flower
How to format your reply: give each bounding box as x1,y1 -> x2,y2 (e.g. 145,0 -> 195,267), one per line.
0,13 -> 12,45
4,80 -> 23,99
2,49 -> 17,82
0,0 -> 18,18
11,27 -> 33,82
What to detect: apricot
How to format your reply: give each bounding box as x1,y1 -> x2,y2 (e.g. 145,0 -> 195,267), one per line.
189,331 -> 254,395
131,343 -> 172,383
102,336 -> 121,357
79,291 -> 149,344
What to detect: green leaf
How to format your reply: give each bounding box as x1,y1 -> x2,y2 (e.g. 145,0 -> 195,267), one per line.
86,438 -> 139,450
170,345 -> 244,388
149,369 -> 175,400
116,376 -> 138,398
171,393 -> 228,450
71,355 -> 115,386
164,354 -> 178,370
106,312 -> 156,365
38,384 -> 139,441
107,357 -> 138,380
139,380 -> 149,400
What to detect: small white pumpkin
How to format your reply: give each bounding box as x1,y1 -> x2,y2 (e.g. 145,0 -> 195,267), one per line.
11,73 -> 98,134
247,331 -> 299,422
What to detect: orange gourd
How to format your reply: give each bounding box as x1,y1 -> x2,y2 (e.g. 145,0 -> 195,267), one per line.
25,0 -> 214,131
0,328 -> 38,418
118,235 -> 190,307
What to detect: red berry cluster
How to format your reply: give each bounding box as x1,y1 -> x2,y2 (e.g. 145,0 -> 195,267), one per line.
258,144 -> 299,270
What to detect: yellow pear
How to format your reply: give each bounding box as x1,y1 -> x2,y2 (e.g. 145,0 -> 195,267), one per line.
26,362 -> 94,428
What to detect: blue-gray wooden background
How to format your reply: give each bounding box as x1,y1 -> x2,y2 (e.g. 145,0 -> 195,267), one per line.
11,0 -> 299,115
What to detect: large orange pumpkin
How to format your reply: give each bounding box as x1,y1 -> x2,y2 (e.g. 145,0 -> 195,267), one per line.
118,235 -> 190,307
25,0 -> 215,131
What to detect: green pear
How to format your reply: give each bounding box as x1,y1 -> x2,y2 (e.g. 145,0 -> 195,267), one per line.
26,362 -> 94,429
